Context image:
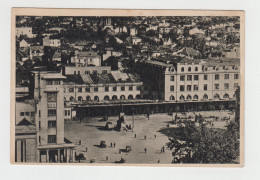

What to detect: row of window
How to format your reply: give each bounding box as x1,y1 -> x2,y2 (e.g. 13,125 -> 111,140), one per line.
170,74 -> 239,82
169,93 -> 231,101
67,86 -> 138,93
67,94 -> 141,101
180,67 -> 199,72
170,83 -> 239,92
20,111 -> 34,117
74,69 -> 107,75
46,80 -> 61,85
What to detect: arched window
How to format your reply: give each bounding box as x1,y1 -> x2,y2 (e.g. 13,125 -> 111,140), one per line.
188,67 -> 191,72
120,95 -> 125,100
203,94 -> 208,100
195,67 -> 198,71
214,94 -> 220,99
86,96 -> 91,101
112,95 -> 118,100
193,95 -> 199,100
69,96 -> 74,101
187,95 -> 192,100
78,96 -> 83,101
128,95 -> 133,99
94,96 -> 99,101
169,95 -> 175,101
136,94 -> 141,99
223,94 -> 229,99
179,95 -> 185,101
104,96 -> 110,101
181,67 -> 184,72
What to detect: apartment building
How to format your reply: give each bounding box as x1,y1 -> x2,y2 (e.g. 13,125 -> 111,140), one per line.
71,51 -> 101,67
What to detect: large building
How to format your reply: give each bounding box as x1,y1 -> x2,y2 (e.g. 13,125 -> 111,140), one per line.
16,27 -> 35,38
135,57 -> 240,102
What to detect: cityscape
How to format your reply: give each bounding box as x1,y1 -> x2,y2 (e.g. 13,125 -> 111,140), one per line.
14,15 -> 241,164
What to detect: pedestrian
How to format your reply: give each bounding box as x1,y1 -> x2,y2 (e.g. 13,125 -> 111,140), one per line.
158,159 -> 160,164
144,148 -> 147,153
162,146 -> 165,152
111,142 -> 113,147
144,135 -> 146,140
114,142 -> 116,148
85,147 -> 88,152
147,113 -> 150,120
154,134 -> 156,138
106,156 -> 108,162
134,133 -> 136,138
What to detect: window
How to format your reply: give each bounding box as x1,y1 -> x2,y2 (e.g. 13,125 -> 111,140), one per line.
25,112 -> 29,116
93,70 -> 98,75
69,88 -> 74,93
234,83 -> 239,89
204,84 -> 208,91
74,71 -> 76,75
225,74 -> 229,80
94,87 -> 98,92
48,110 -> 56,116
113,87 -> 117,91
215,74 -> 219,80
194,85 -> 198,91
85,87 -> 90,92
203,94 -> 208,100
46,80 -> 52,85
105,86 -> 109,92
188,67 -> 191,72
170,76 -> 175,81
180,75 -> 185,81
170,85 -> 174,91
121,86 -> 125,91
129,86 -> 133,91
181,67 -> 184,72
224,83 -> 229,90
193,95 -> 199,100
31,112 -> 35,117
47,93 -> 57,102
38,110 -> 41,117
48,135 -> 56,144
102,70 -> 107,74
194,75 -> 199,81
215,84 -> 219,90
78,87 -> 82,93
187,75 -> 192,81
234,74 -> 239,79
85,70 -> 90,74
78,96 -> 83,101
195,67 -> 198,71
78,71 -> 80,75
39,121 -> 41,130
54,80 -> 60,85
20,112 -> 24,116
180,85 -> 185,91
48,121 -> 56,128
187,85 -> 191,91
137,86 -> 141,91
204,75 -> 208,80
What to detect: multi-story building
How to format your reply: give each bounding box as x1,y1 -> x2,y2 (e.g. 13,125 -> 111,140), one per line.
71,51 -> 101,67
16,27 -> 35,38
135,58 -> 240,102
43,37 -> 61,47
31,70 -> 76,163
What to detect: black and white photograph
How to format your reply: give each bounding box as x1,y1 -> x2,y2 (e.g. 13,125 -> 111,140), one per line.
11,9 -> 244,166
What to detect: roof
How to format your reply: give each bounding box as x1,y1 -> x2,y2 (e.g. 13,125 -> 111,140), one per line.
75,51 -> 99,57
90,73 -> 116,84
41,73 -> 67,79
81,74 -> 94,84
143,60 -> 173,68
204,58 -> 240,67
64,74 -> 85,84
17,118 -> 33,126
111,71 -> 130,82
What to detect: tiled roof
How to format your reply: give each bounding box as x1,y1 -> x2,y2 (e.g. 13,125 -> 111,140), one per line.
89,73 -> 116,84
64,74 -> 85,84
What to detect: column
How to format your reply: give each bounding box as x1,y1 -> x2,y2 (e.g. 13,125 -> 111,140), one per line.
72,149 -> 75,163
57,149 -> 60,163
46,150 -> 49,163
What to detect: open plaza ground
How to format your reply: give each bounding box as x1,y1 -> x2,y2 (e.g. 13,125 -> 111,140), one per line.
64,110 -> 235,164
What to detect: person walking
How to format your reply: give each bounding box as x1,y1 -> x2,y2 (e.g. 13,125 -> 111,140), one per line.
158,159 -> 160,164
106,156 -> 108,162
162,146 -> 165,153
114,142 -> 116,148
134,133 -> 136,138
144,148 -> 147,154
111,142 -> 113,147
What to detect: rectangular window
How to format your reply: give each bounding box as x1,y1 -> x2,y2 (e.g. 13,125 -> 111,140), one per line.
215,84 -> 219,90
48,121 -> 56,128
69,88 -> 74,93
39,110 -> 41,117
129,86 -> 133,91
194,85 -> 199,91
67,110 -> 70,116
113,87 -> 117,91
46,80 -> 52,85
65,110 -> 67,116
187,85 -> 191,91
85,70 -> 90,74
54,80 -> 60,85
47,93 -> 57,102
204,75 -> 208,80
187,75 -> 192,81
224,83 -> 229,90
234,74 -> 239,79
215,74 -> 219,80
180,85 -> 185,91
93,70 -> 98,75
48,135 -> 56,144
102,70 -> 107,74
194,75 -> 199,81
105,86 -> 109,92
121,86 -> 125,91
20,112 -> 24,116
48,109 -> 56,116
25,112 -> 30,116
31,112 -> 35,117
225,74 -> 229,80
170,85 -> 174,91
78,87 -> 82,92
204,84 -> 208,91
180,75 -> 185,81
85,87 -> 90,92
94,87 -> 98,92
170,76 -> 174,81
39,121 -> 41,130
234,83 -> 239,89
